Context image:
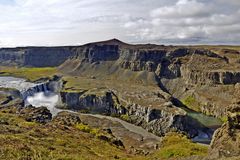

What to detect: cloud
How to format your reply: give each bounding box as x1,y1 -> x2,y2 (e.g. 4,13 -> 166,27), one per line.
150,0 -> 211,18
124,0 -> 240,44
0,0 -> 239,46
218,0 -> 240,6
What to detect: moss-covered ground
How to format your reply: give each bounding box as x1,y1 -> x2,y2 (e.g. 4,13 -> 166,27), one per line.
0,109 -> 139,160
0,107 -> 210,160
147,132 -> 208,160
0,66 -> 58,81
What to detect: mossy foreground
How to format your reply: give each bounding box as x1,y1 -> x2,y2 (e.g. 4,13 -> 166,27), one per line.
0,107 -> 208,160
0,66 -> 57,81
0,110 -> 134,160
147,133 -> 208,160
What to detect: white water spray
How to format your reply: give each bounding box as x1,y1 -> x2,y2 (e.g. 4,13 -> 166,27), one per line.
25,91 -> 62,116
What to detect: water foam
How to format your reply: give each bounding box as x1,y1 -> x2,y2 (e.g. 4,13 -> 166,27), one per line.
25,91 -> 62,116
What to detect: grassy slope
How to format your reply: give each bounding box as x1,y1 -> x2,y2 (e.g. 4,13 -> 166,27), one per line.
0,106 -> 209,160
147,132 -> 208,160
0,110 -> 139,160
0,66 -> 58,81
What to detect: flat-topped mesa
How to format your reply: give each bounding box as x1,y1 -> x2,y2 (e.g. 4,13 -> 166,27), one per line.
64,41 -> 224,75
1,39 -> 239,86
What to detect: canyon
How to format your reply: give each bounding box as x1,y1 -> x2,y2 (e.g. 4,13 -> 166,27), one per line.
0,39 -> 240,159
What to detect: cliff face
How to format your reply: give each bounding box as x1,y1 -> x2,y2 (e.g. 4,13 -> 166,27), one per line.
60,90 -> 126,115
23,48 -> 72,67
0,48 -> 25,65
0,47 -> 72,67
181,67 -> 240,85
209,103 -> 240,159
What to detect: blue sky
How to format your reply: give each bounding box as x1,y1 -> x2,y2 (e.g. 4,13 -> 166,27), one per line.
0,0 -> 14,5
0,0 -> 239,47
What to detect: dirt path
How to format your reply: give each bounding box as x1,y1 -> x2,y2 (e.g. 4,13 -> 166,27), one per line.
82,113 -> 161,141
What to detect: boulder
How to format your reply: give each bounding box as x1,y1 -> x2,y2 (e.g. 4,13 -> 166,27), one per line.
52,111 -> 81,126
19,106 -> 52,124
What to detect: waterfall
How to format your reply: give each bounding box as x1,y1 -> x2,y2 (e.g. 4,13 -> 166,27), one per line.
0,76 -> 63,116
21,83 -> 49,100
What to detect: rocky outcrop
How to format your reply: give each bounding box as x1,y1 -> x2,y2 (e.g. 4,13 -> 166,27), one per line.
119,49 -> 166,72
181,67 -> 240,85
60,90 -> 126,115
72,44 -> 119,62
209,103 -> 240,159
52,111 -> 81,126
126,103 -> 202,137
18,106 -> 52,123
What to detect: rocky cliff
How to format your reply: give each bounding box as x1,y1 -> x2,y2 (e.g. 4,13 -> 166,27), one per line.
209,102 -> 240,159
0,47 -> 73,67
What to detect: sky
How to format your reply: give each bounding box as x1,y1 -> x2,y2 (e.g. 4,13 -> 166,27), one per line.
0,0 -> 239,47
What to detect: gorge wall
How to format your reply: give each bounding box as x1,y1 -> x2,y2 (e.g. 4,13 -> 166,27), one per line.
59,89 -> 212,139
1,39 -> 239,122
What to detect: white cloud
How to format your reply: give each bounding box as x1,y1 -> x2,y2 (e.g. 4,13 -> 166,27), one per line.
0,0 -> 239,46
124,0 -> 240,44
150,0 -> 211,18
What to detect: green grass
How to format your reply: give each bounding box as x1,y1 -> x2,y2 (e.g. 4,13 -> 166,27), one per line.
0,66 -> 57,81
120,114 -> 131,122
220,116 -> 228,123
148,132 -> 208,159
75,123 -> 91,132
0,97 -> 211,160
182,95 -> 201,112
0,109 -> 138,160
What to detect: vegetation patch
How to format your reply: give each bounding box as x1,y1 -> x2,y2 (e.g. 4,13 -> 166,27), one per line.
120,114 -> 131,122
182,95 -> 202,112
220,116 -> 228,123
148,132 -> 208,159
0,109 -> 137,160
0,66 -> 57,81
